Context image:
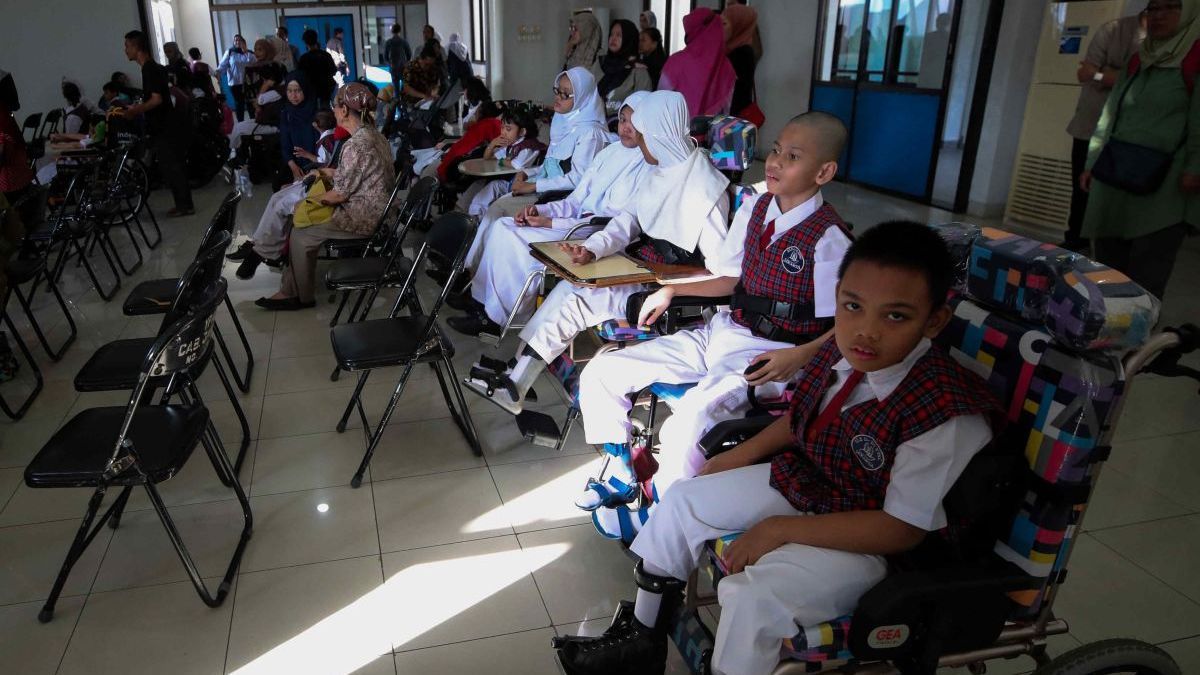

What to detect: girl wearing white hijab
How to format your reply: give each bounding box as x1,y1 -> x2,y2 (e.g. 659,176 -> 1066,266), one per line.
447,33 -> 470,62
639,10 -> 658,30
450,92 -> 653,336
465,67 -> 610,273
465,90 -> 731,416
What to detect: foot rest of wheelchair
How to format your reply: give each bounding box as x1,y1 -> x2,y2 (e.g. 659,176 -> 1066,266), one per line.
516,410 -> 562,448
670,605 -> 716,675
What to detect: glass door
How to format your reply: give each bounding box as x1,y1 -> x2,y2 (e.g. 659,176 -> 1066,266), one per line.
811,0 -> 961,201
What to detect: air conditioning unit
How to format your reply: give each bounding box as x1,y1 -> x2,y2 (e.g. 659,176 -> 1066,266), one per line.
1004,0 -> 1124,237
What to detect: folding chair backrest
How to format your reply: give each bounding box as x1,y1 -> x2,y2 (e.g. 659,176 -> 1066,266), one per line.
40,108 -> 63,138
158,230 -> 231,334
197,191 -> 242,252
930,224 -> 1160,619
22,113 -> 42,141
143,278 -> 225,380
406,211 -> 478,320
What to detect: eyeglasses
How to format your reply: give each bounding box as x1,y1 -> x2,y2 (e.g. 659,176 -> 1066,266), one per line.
552,87 -> 574,100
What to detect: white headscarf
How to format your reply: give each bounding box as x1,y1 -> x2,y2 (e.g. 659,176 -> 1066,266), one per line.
630,90 -> 729,252
640,11 -> 658,28
570,91 -> 652,214
447,32 -> 470,61
547,66 -> 608,161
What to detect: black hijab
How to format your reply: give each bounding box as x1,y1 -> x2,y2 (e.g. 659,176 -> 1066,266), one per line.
638,27 -> 667,89
598,19 -> 640,98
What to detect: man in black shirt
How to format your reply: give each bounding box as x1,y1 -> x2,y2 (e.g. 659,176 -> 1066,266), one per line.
123,30 -> 194,216
298,29 -> 337,108
383,24 -> 412,99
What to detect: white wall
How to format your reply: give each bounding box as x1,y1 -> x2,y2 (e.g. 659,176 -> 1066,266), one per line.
493,0 -> 641,101
753,0 -> 820,157
967,0 -> 1044,217
428,0 -> 470,53
176,0 -> 217,66
0,0 -> 141,121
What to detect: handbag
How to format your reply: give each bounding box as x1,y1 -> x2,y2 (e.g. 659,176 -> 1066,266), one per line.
736,81 -> 766,128
1091,73 -> 1180,195
293,178 -> 335,228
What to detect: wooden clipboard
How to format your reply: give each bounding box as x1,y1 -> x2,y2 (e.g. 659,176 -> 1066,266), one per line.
529,240 -> 712,288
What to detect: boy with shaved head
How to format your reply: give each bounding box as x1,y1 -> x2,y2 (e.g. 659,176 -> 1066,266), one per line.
575,112 -> 853,541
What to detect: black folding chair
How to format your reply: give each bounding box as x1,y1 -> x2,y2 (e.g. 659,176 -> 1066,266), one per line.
2,187 -> 77,362
324,176 -> 438,329
21,112 -> 42,143
89,145 -> 163,251
25,278 -> 252,623
122,192 -> 254,393
72,231 -> 252,474
41,170 -> 124,301
330,211 -> 482,488
74,149 -> 149,277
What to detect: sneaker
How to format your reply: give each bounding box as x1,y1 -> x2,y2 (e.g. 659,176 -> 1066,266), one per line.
226,241 -> 255,261
555,618 -> 667,675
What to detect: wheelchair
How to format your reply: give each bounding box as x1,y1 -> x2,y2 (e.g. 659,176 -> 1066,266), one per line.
651,223 -> 1199,675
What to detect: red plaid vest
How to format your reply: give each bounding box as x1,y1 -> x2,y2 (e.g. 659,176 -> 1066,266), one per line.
731,194 -> 849,341
769,338 -> 1000,515
507,136 -> 548,166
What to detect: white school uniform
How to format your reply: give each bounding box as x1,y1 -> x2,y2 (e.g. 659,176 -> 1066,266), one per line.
469,142 -> 649,325
629,339 -> 993,675
461,136 -> 544,216
578,192 -> 852,490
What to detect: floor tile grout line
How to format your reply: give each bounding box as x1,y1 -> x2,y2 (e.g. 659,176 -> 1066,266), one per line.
1083,509 -> 1200,534
392,624 -> 564,656
1086,532 -> 1200,610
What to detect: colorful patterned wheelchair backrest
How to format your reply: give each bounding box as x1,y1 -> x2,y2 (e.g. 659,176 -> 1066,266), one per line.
689,114 -> 757,173
931,223 -> 1158,616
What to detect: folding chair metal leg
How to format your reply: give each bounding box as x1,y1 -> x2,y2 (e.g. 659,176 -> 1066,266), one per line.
12,273 -> 76,361
128,196 -> 161,249
98,224 -> 143,276
71,235 -> 121,301
434,350 -> 482,456
215,318 -> 253,394
106,485 -> 134,530
38,485 -> 115,622
349,362 -> 417,488
329,291 -> 352,327
0,312 -> 44,420
141,199 -> 163,248
556,407 -> 581,453
345,289 -> 369,325
208,356 -> 251,477
337,370 -> 373,434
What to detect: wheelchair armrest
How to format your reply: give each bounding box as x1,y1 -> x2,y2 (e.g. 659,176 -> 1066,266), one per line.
698,416 -> 775,459
624,291 -> 732,332
848,557 -> 1038,669
563,216 -> 611,240
535,189 -> 573,205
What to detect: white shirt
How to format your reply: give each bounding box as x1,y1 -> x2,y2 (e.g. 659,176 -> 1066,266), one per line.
816,338 -> 993,531
531,130 -> 609,193
580,190 -> 730,265
315,129 -> 335,164
494,135 -> 540,171
711,191 -> 851,318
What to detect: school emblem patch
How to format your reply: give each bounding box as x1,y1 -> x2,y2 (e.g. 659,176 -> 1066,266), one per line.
781,246 -> 805,274
850,435 -> 885,471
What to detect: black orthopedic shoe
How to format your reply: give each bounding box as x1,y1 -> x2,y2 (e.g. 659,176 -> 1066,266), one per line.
226,240 -> 255,261
445,289 -> 481,312
236,249 -> 265,280
553,564 -> 684,675
446,310 -> 501,338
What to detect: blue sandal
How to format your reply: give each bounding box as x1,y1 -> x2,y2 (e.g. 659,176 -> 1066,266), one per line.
575,476 -> 640,511
592,505 -> 653,545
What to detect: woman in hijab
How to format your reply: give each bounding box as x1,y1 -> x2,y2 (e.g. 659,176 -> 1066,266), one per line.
659,7 -> 736,116
278,71 -> 319,183
462,67 -> 610,280
462,90 -> 732,416
564,10 -> 603,70
638,27 -> 668,89
1080,0 -> 1200,301
598,19 -> 652,105
446,32 -> 473,88
255,83 -> 395,310
723,4 -> 760,116
449,91 -> 654,337
639,10 -> 657,31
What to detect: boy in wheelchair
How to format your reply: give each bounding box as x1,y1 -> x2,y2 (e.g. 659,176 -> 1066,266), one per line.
574,112 -> 853,538
554,221 -> 1001,675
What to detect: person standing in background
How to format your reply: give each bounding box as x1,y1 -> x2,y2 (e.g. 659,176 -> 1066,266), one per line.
218,35 -> 254,121
722,3 -> 761,117
123,29 -> 194,217
0,68 -> 20,112
188,48 -> 217,98
638,27 -> 667,89
639,11 -> 657,31
1065,8 -> 1146,251
163,42 -> 192,89
278,26 -> 302,67
300,29 -> 338,108
564,10 -> 603,71
328,27 -> 350,86
384,24 -> 412,100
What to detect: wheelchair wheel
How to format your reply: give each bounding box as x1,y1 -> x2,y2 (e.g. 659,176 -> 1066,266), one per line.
1033,638 -> 1180,675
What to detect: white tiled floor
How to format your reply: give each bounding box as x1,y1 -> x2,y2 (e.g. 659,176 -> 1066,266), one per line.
1,178 -> 1198,675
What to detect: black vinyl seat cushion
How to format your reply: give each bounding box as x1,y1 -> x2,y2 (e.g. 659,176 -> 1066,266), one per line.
325,257 -> 413,289
24,405 -> 210,488
324,237 -> 372,256
74,338 -> 154,392
123,278 -> 179,315
5,258 -> 45,285
331,316 -> 453,370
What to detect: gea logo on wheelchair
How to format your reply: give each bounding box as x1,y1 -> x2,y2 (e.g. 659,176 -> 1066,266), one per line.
867,625 -> 910,650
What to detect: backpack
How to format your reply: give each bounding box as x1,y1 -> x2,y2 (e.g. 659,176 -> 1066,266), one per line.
1125,39 -> 1200,93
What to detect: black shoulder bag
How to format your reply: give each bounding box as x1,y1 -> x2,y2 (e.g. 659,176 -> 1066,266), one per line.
1091,72 -> 1183,196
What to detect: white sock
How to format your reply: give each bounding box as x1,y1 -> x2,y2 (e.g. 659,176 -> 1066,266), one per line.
633,588 -> 663,628
508,354 -> 544,399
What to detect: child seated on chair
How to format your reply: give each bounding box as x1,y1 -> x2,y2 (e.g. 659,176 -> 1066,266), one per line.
457,107 -> 546,216
464,90 -> 730,414
575,112 -> 854,541
552,221 -> 1001,675
447,91 -> 652,337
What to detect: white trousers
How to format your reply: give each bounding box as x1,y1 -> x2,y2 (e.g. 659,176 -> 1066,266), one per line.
228,120 -> 277,151
251,181 -> 305,259
464,178 -> 512,217
470,217 -> 595,326
465,193 -> 539,270
579,311 -> 791,491
518,281 -> 648,363
630,464 -> 888,675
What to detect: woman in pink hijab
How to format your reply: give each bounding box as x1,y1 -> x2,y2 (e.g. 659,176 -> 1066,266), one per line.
658,7 -> 736,117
